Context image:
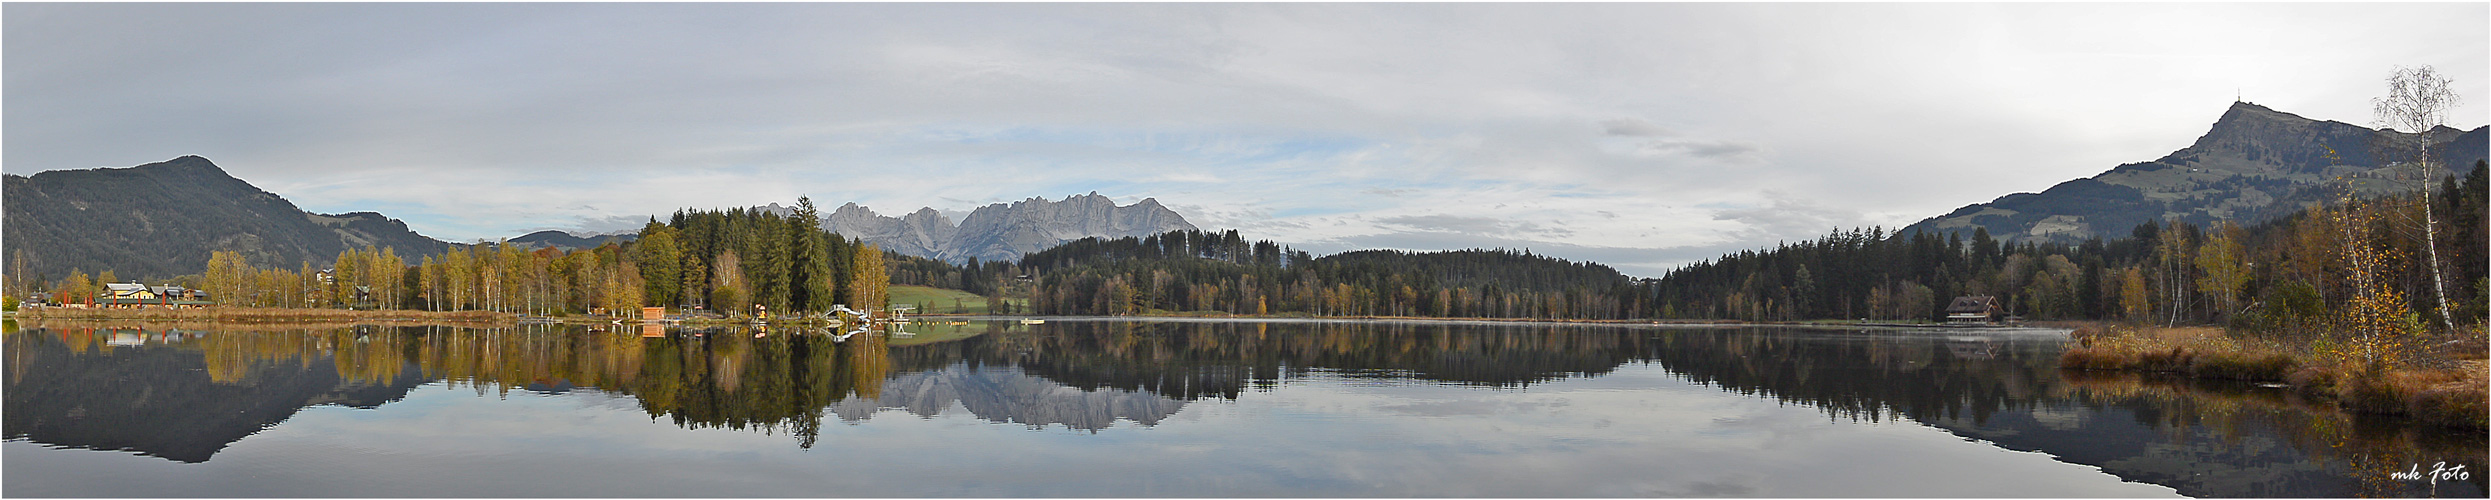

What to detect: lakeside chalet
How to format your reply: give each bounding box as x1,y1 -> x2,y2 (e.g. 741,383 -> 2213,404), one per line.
1942,296 -> 2003,324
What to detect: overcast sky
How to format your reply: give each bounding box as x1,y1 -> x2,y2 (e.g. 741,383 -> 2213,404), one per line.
8,3 -> 2486,277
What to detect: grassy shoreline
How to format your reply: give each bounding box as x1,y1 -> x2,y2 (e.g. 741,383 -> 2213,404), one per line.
2059,322 -> 2487,429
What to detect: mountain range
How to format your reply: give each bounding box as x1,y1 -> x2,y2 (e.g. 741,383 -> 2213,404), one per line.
1900,101 -> 2488,242
536,193 -> 1195,264
797,193 -> 1197,264
2,156 -> 1196,281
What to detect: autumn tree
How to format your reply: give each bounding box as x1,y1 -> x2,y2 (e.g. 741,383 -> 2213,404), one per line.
6,250 -> 32,299
2118,267 -> 2151,324
2327,196 -> 2419,372
637,220 -> 682,308
58,270 -> 92,306
2153,220 -> 2194,326
680,250 -> 708,311
847,245 -> 888,311
711,250 -> 749,316
2195,222 -> 2250,321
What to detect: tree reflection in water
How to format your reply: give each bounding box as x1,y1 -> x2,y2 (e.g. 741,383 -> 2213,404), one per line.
4,320 -> 2482,497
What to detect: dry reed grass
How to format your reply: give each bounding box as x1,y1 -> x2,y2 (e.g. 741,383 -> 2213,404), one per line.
2062,322 -> 2486,429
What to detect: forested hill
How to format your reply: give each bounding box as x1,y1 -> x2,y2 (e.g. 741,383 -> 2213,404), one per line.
1900,102 -> 2488,244
1019,228 -> 1304,272
1009,159 -> 2485,325
1649,161 -> 2487,325
1013,229 -> 1643,318
507,230 -> 637,250
2,156 -> 453,281
1319,249 -> 1628,292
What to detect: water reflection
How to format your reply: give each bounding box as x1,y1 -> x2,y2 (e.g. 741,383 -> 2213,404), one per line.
4,320 -> 2482,497
831,363 -> 1188,430
1637,327 -> 2486,497
4,325 -> 429,462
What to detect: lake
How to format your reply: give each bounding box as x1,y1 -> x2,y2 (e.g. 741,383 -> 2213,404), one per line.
4,319 -> 2483,497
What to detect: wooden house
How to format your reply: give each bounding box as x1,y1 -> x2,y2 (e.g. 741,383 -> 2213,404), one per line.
105,283 -> 159,301
99,283 -> 215,309
1943,296 -> 2003,324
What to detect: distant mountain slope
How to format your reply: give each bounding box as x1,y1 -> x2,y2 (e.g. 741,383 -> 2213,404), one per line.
808,193 -> 1197,264
507,230 -> 637,250
2,156 -> 453,281
1901,102 -> 2488,242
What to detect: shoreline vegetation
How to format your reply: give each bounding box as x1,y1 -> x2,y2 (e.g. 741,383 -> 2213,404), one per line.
13,306 -> 515,324
5,306 -> 871,327
2061,322 -> 2488,430
9,305 -> 1973,328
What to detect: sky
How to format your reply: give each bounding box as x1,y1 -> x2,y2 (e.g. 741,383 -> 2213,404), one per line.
7,3 -> 2486,277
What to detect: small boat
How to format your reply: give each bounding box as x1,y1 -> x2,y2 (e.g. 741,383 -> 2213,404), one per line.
1018,319 -> 1046,325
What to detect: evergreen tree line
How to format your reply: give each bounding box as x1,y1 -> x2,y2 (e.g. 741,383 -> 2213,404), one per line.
1011,229 -> 1644,319
885,253 -> 1022,298
1647,161 -> 2488,332
650,196 -> 890,316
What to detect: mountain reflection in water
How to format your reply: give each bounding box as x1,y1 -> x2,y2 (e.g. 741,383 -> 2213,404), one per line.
4,320 -> 2482,497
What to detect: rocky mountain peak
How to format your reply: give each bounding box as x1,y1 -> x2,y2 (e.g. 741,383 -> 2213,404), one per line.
819,193 -> 1196,264
2188,101 -> 2336,152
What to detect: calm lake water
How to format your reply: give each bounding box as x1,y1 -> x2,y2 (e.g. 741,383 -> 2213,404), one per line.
4,319 -> 2483,497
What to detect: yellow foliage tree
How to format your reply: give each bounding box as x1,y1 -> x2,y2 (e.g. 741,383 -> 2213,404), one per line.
846,245 -> 888,312
2324,196 -> 2418,372
2118,267 -> 2151,324
2195,222 -> 2250,320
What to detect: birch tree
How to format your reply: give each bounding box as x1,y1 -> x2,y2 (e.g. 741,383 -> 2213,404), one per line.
2371,65 -> 2461,332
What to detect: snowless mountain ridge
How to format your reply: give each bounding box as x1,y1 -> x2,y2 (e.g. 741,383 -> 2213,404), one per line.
762,192 -> 1197,264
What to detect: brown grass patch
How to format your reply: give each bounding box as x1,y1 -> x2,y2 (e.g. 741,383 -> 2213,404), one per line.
2060,324 -> 2294,381
2062,322 -> 2487,429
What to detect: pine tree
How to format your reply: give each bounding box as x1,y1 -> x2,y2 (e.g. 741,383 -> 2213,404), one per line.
790,197 -> 836,313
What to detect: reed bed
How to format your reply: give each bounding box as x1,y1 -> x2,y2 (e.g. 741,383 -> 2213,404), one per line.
2061,323 -> 2487,429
